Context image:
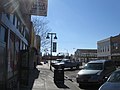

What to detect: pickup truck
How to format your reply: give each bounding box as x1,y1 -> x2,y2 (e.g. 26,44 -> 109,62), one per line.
53,59 -> 82,69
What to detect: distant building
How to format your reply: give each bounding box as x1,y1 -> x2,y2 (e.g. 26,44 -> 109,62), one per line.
97,34 -> 120,66
74,49 -> 97,62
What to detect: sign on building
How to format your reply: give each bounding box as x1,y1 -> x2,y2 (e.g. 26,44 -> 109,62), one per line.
29,0 -> 48,16
0,0 -> 48,16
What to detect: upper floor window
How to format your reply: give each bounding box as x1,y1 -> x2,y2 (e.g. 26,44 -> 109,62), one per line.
13,14 -> 15,25
112,42 -> 119,49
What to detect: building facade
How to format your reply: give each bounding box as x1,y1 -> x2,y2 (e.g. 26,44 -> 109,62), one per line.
0,0 -> 45,89
0,12 -> 30,90
97,38 -> 111,60
74,49 -> 97,62
97,34 -> 120,66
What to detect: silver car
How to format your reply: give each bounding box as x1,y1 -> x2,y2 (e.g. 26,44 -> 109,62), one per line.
76,60 -> 116,88
99,69 -> 120,90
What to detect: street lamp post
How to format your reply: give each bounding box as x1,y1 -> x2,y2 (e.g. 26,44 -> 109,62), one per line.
46,33 -> 57,70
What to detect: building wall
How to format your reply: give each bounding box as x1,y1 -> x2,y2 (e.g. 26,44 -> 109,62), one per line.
97,38 -> 111,59
0,6 -> 31,90
111,35 -> 120,55
74,49 -> 97,62
0,0 -> 46,89
111,35 -> 120,65
97,34 -> 120,66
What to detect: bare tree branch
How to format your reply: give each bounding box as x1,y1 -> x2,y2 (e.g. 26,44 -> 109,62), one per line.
31,16 -> 51,52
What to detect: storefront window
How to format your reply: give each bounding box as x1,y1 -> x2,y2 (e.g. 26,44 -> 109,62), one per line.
14,37 -> 19,75
20,41 -> 23,50
8,32 -> 14,78
23,43 -> 26,50
0,25 -> 6,42
13,14 -> 15,25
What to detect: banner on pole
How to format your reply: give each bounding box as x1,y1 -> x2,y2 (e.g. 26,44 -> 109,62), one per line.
53,42 -> 57,52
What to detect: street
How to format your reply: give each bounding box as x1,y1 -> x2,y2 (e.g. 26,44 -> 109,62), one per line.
48,61 -> 99,90
38,61 -> 99,90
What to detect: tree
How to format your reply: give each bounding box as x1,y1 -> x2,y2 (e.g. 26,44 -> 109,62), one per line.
31,16 -> 51,52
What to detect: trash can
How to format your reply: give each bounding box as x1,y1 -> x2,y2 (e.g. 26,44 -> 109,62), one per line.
54,64 -> 64,84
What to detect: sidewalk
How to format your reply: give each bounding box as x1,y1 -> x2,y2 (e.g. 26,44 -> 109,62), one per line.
21,62 -> 81,90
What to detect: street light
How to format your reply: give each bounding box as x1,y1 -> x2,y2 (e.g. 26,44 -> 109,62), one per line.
64,48 -> 69,58
46,33 -> 57,70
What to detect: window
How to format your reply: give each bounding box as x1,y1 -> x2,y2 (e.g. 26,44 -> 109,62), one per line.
13,14 -> 18,28
108,71 -> 120,82
14,37 -> 20,75
108,46 -> 109,51
0,25 -> 6,42
16,19 -> 21,30
8,32 -> 15,78
84,63 -> 103,70
20,41 -> 23,50
13,14 -> 15,25
112,42 -> 119,49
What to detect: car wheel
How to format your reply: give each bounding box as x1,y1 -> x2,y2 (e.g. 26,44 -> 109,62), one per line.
79,83 -> 85,89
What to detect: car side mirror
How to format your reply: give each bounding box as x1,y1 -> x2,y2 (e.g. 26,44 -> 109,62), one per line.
104,76 -> 108,81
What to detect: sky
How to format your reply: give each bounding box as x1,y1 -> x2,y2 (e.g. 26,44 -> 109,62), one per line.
46,0 -> 120,55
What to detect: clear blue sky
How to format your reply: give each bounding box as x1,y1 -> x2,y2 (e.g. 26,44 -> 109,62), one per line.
46,0 -> 120,54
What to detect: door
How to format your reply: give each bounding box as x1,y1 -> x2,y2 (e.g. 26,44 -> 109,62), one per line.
19,50 -> 29,86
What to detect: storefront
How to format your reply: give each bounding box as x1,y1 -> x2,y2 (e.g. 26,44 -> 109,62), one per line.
0,13 -> 28,89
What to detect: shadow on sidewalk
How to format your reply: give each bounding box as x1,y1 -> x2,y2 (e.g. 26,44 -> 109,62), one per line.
21,68 -> 40,90
29,68 -> 40,90
54,82 -> 69,89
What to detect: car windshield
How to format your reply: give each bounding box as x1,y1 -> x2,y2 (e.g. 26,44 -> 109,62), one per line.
84,63 -> 103,70
61,59 -> 70,62
56,59 -> 62,62
108,71 -> 120,83
52,59 -> 62,63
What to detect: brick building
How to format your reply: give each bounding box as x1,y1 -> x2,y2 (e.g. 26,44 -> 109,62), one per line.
74,49 -> 97,62
97,34 -> 120,66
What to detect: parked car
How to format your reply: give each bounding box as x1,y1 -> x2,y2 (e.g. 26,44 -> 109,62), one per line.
76,60 -> 116,88
99,69 -> 120,90
51,59 -> 62,66
53,59 -> 81,69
